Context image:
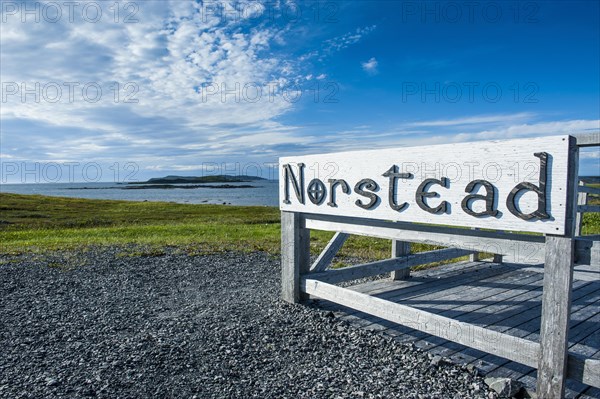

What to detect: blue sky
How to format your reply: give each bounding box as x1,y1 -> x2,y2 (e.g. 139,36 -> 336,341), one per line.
1,0 -> 598,183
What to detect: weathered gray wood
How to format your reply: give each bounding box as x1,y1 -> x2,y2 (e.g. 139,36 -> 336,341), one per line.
469,228 -> 480,262
519,263 -> 600,282
391,240 -> 411,280
358,268 -> 545,346
313,261 -> 600,388
567,355 -> 600,388
578,185 -> 600,195
308,248 -> 473,284
305,215 -> 546,264
280,136 -> 572,234
576,182 -> 588,237
465,279 -> 596,378
537,235 -> 576,397
310,232 -> 349,272
575,237 -> 600,266
486,285 -> 600,393
281,212 -> 310,303
578,205 -> 600,213
352,261 -> 488,297
574,132 -> 600,147
564,137 -> 580,239
302,278 -> 541,368
493,254 -> 503,264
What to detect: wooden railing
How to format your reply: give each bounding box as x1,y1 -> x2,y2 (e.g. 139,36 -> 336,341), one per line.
281,133 -> 599,398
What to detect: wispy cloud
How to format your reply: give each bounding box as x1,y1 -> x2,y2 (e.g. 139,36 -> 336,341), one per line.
361,57 -> 378,75
0,0 -> 312,166
407,113 -> 535,127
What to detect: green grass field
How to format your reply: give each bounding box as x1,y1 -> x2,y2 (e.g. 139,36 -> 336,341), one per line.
1,191 -> 598,260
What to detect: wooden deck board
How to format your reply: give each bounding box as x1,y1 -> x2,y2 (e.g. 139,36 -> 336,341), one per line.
307,261 -> 600,398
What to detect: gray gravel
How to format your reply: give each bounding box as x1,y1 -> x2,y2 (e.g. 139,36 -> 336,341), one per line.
0,248 -> 495,398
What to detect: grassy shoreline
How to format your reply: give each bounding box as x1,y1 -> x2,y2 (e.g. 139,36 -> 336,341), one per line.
0,193 -> 396,260
1,192 -> 598,261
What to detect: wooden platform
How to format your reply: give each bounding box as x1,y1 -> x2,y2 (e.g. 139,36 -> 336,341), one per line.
308,261 -> 600,398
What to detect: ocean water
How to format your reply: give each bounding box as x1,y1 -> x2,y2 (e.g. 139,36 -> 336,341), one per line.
0,181 -> 280,207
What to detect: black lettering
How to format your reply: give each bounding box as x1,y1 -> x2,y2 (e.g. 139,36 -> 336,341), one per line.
282,163 -> 305,204
383,165 -> 412,212
506,152 -> 550,220
327,179 -> 350,207
354,178 -> 380,210
307,178 -> 327,205
461,180 -> 499,217
415,177 -> 449,214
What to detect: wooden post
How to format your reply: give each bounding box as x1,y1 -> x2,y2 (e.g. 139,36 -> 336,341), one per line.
537,236 -> 575,398
537,136 -> 578,398
470,228 -> 480,262
391,240 -> 410,280
281,211 -> 310,303
575,180 -> 587,237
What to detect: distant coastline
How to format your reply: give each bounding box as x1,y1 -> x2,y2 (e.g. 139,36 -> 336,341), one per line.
126,175 -> 267,185
68,184 -> 258,190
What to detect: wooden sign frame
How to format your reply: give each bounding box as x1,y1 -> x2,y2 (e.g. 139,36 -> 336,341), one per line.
280,136 -> 573,235
280,134 -> 600,398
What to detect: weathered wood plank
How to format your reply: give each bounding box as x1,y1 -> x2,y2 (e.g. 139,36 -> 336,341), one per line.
302,278 -> 541,368
391,240 -> 411,280
280,136 -> 572,234
567,356 -> 600,388
310,232 -> 349,272
281,211 -> 310,303
526,235 -> 575,397
578,185 -> 600,195
307,248 -> 474,284
576,181 -> 588,237
497,288 -> 600,393
469,228 -> 481,262
381,271 -> 545,346
518,263 -> 599,282
313,264 -> 600,389
575,237 -> 600,266
352,261 -> 485,296
465,280 -> 596,376
359,270 -> 546,351
574,132 -> 600,147
305,215 -> 545,264
579,205 -> 600,213
537,136 -> 579,398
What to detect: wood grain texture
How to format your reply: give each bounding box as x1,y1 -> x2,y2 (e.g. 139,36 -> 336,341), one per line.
307,248 -> 473,284
391,240 -> 411,280
280,136 -> 572,234
537,236 -> 575,398
305,215 -> 545,264
310,232 -> 348,272
281,212 -> 310,303
576,181 -> 588,237
301,278 -> 541,368
469,228 -> 481,262
578,186 -> 600,195
574,132 -> 600,147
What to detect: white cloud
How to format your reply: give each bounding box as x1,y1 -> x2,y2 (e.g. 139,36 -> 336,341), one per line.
0,0 -> 307,162
407,113 -> 535,127
361,57 -> 378,75
323,25 -> 376,54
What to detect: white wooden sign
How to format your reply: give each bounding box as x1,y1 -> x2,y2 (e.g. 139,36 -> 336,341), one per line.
279,136 -> 575,234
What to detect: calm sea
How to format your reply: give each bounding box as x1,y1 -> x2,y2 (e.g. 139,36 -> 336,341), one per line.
0,181 -> 280,207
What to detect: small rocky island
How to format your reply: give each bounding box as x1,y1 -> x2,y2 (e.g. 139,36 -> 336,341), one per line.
127,175 -> 267,185
123,175 -> 266,190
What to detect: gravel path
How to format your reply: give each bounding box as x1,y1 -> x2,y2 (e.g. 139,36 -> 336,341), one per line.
0,248 -> 495,398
